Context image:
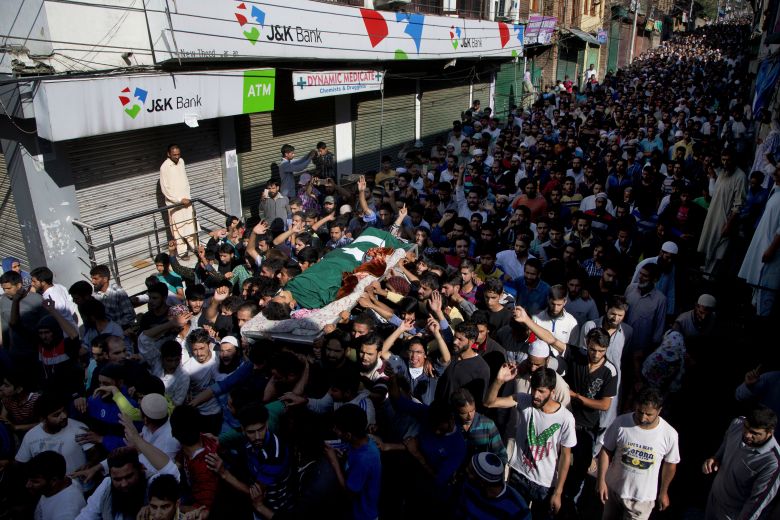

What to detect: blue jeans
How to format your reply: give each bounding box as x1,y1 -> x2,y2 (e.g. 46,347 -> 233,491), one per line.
509,469 -> 553,519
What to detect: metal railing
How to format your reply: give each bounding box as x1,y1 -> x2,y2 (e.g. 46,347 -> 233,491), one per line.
72,198 -> 233,288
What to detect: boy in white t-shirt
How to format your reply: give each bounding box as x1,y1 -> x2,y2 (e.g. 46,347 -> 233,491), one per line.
25,450 -> 86,520
485,364 -> 577,517
598,387 -> 680,519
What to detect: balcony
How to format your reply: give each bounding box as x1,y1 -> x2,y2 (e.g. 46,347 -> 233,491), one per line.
310,0 -> 494,20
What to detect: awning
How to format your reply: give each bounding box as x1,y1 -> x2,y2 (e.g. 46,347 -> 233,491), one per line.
566,28 -> 601,45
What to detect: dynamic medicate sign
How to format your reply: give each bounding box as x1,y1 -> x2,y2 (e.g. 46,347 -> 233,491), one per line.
33,69 -> 275,142
143,0 -> 524,62
291,70 -> 383,101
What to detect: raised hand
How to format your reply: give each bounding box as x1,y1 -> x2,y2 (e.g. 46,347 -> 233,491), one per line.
497,362 -> 518,383
428,290 -> 443,315
512,306 -> 529,323
213,285 -> 230,302
426,316 -> 440,335
357,175 -> 367,193
745,364 -> 762,386
397,203 -> 408,220
253,220 -> 269,235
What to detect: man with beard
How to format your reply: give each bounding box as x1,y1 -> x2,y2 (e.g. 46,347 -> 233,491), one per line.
382,327 -> 440,406
698,150 -> 746,278
434,322 -> 491,407
76,414 -> 180,520
455,166 -> 489,221
182,329 -> 222,435
703,405 -> 780,520
25,451 -> 86,520
307,332 -> 358,398
515,308 -> 617,514
579,296 -> 633,439
564,274 -> 599,328
631,241 -> 679,316
673,293 -> 717,340
17,393 -> 97,478
485,366 -> 575,517
532,285 -> 579,352
624,264 -> 667,355
586,264 -> 620,314
497,235 -> 536,282
598,388 -> 680,520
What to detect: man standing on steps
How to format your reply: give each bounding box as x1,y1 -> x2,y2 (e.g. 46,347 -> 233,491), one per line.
279,144 -> 317,200
160,144 -> 197,258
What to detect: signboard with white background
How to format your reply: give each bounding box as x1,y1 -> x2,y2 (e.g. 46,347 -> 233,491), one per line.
144,0 -> 524,62
33,69 -> 275,142
292,70 -> 383,101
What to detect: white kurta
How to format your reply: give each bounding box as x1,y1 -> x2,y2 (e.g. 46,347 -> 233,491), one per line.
160,157 -> 197,254
697,167 -> 746,274
739,186 -> 780,315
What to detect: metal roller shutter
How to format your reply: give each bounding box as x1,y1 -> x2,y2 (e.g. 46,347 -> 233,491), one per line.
0,149 -> 30,269
67,121 -> 225,294
236,70 -> 336,219
352,82 -> 416,174
420,81 -> 471,149
471,81 -> 492,110
494,62 -> 520,120
557,43 -> 579,84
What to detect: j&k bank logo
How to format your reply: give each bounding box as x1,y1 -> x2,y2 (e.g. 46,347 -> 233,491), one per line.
118,86 -> 148,119
235,2 -> 266,45
234,2 -> 322,45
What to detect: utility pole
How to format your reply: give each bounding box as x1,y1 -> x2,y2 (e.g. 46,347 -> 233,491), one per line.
629,0 -> 639,63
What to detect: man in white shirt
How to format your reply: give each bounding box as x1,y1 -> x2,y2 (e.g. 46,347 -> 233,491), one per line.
182,329 -> 222,434
485,365 -> 576,517
30,266 -> 78,328
25,451 -> 86,520
76,414 -> 180,520
160,145 -> 197,257
497,235 -> 536,281
16,394 -> 95,476
598,388 -> 680,520
532,285 -> 579,354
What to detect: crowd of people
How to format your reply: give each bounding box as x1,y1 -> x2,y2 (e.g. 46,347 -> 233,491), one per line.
0,20 -> 779,520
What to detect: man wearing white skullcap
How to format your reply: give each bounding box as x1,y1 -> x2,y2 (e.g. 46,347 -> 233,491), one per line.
631,241 -> 680,315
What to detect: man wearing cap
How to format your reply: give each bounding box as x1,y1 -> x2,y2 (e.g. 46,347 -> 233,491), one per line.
456,452 -> 531,519
512,339 -> 571,409
673,294 -> 717,339
631,241 -> 679,315
279,144 -> 316,200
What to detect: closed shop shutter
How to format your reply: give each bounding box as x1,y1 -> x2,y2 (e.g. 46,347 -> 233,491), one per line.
494,61 -> 520,120
420,81 -> 471,149
236,71 -> 336,218
66,120 -> 225,294
0,148 -> 30,269
352,82 -> 416,174
471,81 -> 492,110
607,21 -> 620,73
557,43 -> 579,84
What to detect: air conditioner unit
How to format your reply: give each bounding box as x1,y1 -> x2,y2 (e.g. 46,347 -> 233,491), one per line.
374,0 -> 412,10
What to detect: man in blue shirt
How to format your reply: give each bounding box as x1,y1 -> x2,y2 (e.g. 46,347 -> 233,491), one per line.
326,404 -> 381,520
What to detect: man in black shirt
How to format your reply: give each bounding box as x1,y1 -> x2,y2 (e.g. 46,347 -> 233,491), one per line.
434,322 -> 491,407
513,306 -> 617,513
